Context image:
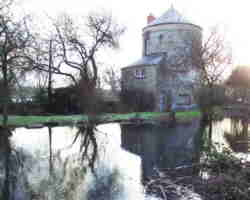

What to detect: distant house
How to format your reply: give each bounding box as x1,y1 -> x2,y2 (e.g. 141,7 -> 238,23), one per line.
121,5 -> 202,111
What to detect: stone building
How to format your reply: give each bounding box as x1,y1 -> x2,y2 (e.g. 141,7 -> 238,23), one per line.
121,5 -> 202,111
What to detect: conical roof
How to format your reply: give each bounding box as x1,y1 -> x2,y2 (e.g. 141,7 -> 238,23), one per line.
148,5 -> 191,26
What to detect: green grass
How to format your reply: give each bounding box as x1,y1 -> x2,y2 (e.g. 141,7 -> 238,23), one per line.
0,111 -> 201,127
175,111 -> 201,118
100,112 -> 167,121
175,111 -> 201,122
0,115 -> 86,126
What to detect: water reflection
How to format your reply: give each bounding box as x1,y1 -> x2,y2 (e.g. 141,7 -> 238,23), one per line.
2,124 -> 152,200
0,128 -> 28,200
11,126 -> 83,200
0,120 -> 208,200
224,118 -> 250,153
0,130 -> 11,200
121,120 -> 201,178
208,118 -> 250,161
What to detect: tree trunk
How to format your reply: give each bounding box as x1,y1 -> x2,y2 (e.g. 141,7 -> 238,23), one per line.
48,127 -> 53,176
2,64 -> 9,128
48,40 -> 53,113
208,119 -> 212,141
208,115 -> 213,151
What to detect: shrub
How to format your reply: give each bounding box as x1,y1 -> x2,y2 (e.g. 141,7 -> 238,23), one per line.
120,89 -> 155,112
194,86 -> 227,112
201,144 -> 250,200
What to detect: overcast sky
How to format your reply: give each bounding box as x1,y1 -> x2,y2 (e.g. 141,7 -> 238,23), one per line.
19,0 -> 250,70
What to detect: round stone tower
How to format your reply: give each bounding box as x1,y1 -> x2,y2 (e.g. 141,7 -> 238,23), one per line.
142,5 -> 202,57
143,6 -> 202,110
122,5 -> 202,111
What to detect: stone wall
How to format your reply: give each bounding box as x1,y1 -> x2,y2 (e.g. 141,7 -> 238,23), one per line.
142,23 -> 202,56
121,65 -> 157,94
156,62 -> 198,111
148,24 -> 201,111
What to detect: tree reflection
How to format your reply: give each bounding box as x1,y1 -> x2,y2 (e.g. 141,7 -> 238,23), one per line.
48,127 -> 54,176
71,124 -> 98,173
121,121 -> 202,179
0,128 -> 25,200
224,118 -> 250,153
0,128 -> 11,199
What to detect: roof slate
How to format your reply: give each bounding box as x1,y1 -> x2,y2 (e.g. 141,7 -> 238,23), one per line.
126,55 -> 163,68
148,5 -> 190,26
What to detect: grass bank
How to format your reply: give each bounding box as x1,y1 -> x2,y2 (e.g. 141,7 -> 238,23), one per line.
0,111 -> 201,127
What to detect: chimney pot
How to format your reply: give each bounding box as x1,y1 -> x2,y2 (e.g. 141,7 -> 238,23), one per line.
147,13 -> 155,24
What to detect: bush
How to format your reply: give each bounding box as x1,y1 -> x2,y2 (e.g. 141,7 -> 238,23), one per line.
194,86 -> 227,112
201,144 -> 250,200
206,172 -> 250,200
120,89 -> 155,112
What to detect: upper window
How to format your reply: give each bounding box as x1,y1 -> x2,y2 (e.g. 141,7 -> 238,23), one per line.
144,32 -> 150,56
134,69 -> 146,79
159,34 -> 164,41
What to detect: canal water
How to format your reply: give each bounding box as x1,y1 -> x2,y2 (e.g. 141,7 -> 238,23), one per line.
1,118 -> 249,199
212,118 -> 250,159
8,124 -> 159,200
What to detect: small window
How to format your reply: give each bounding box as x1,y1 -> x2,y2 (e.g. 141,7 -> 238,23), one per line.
144,32 -> 150,56
159,34 -> 164,41
134,69 -> 146,79
178,94 -> 191,105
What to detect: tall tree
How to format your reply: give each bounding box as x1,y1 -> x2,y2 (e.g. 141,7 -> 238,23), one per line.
103,66 -> 121,94
54,12 -> 125,113
192,27 -> 232,141
226,65 -> 250,104
28,12 -> 124,113
55,12 -> 124,85
192,27 -> 232,88
28,32 -> 63,112
0,0 -> 32,127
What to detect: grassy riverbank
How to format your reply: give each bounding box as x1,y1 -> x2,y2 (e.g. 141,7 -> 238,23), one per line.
0,111 -> 201,127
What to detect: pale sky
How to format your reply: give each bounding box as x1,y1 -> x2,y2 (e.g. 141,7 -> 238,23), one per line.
19,0 -> 250,71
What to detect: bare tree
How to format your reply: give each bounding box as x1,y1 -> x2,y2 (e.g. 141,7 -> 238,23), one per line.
0,1 -> 33,127
27,31 -> 65,112
28,34 -> 78,85
192,27 -> 232,141
103,66 -> 121,94
26,12 -> 124,114
55,12 -> 124,84
192,27 -> 232,88
0,0 -> 13,12
53,12 -> 125,113
226,65 -> 250,104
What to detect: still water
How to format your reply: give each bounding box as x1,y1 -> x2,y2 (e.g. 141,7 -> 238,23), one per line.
10,124 -> 157,200
1,118 -> 249,199
212,118 -> 250,159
